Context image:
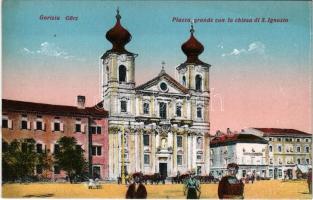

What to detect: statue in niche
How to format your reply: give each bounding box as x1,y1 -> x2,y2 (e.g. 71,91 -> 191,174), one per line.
161,138 -> 167,149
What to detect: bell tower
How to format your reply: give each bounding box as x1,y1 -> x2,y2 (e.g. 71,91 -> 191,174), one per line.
176,22 -> 211,174
101,8 -> 137,117
176,22 -> 210,93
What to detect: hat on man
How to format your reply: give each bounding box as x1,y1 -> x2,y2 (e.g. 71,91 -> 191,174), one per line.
227,163 -> 239,170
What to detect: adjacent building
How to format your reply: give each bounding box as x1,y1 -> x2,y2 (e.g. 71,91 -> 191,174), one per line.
210,132 -> 268,179
2,96 -> 109,180
101,9 -> 210,180
245,128 -> 312,179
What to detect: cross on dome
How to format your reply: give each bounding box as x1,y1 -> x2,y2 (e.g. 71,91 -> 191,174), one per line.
105,7 -> 132,54
181,22 -> 204,64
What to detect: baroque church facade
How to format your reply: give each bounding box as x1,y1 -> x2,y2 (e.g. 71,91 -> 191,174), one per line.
100,9 -> 210,180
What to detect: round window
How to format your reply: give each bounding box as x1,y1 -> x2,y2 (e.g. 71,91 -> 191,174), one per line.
160,82 -> 168,91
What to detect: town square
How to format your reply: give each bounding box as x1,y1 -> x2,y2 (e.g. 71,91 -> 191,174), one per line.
2,1 -> 312,199
2,180 -> 312,199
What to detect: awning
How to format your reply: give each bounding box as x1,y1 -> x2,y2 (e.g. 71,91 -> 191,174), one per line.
296,164 -> 312,173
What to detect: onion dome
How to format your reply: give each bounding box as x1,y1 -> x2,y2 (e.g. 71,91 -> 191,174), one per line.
181,23 -> 204,64
105,8 -> 132,54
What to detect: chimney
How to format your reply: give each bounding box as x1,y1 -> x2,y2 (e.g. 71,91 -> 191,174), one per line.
227,128 -> 231,135
216,130 -> 221,136
77,95 -> 86,109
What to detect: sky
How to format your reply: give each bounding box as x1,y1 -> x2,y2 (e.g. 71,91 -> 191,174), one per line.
2,0 -> 312,134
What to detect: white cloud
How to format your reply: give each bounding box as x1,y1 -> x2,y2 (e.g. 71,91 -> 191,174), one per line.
222,41 -> 265,57
217,43 -> 224,49
36,42 -> 68,57
248,41 -> 265,54
230,48 -> 246,55
21,42 -> 83,61
22,47 -> 34,54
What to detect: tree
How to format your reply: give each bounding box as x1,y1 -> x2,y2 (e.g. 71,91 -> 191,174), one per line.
2,138 -> 38,182
54,136 -> 88,183
38,150 -> 54,180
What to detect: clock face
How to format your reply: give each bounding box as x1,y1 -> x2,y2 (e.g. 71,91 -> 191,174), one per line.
119,55 -> 127,62
160,82 -> 168,92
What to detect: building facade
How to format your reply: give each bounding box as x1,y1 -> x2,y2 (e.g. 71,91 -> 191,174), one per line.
210,133 -> 268,179
101,10 -> 210,180
245,128 -> 312,179
2,97 -> 109,180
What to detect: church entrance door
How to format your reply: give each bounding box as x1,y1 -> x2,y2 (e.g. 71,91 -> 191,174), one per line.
159,163 -> 167,177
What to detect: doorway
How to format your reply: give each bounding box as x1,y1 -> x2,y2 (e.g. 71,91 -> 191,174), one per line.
159,163 -> 167,177
92,166 -> 101,179
287,169 -> 293,179
274,168 -> 278,179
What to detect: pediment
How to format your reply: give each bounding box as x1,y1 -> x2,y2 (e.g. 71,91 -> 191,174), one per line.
135,72 -> 188,94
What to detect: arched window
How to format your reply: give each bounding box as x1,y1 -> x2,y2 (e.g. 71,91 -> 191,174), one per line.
177,150 -> 183,166
197,137 -> 203,149
182,76 -> 186,86
197,107 -> 202,118
119,65 -> 126,82
177,136 -> 183,148
195,75 -> 202,91
106,65 -> 110,81
143,103 -> 149,114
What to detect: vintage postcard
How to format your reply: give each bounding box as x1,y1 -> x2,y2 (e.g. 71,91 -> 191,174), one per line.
1,0 -> 312,199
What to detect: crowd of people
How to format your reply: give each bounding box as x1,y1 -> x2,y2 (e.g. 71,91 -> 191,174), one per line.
124,163 -> 312,199
86,163 -> 312,199
124,163 -> 245,199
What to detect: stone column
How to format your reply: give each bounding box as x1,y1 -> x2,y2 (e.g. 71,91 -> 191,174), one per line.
150,96 -> 155,117
117,131 -> 121,178
140,130 -> 144,171
204,70 -> 209,91
138,95 -> 143,115
111,55 -> 118,81
130,132 -> 135,173
169,100 -> 174,118
204,134 -> 210,174
114,133 -> 119,179
188,65 -> 194,90
190,135 -> 197,169
135,131 -> 140,172
109,133 -> 113,179
187,134 -> 191,170
191,98 -> 196,121
173,131 -> 177,174
131,95 -> 135,116
183,99 -> 187,119
151,131 -> 156,173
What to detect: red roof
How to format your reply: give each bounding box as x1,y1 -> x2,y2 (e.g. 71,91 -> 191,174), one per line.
2,99 -> 108,118
253,128 -> 311,137
210,133 -> 268,147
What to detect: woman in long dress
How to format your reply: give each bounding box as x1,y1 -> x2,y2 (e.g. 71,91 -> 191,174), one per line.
184,172 -> 200,199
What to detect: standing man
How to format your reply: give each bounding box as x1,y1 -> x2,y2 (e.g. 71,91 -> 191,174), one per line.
184,171 -> 201,199
251,172 -> 255,184
218,163 -> 244,199
307,168 -> 312,194
126,176 -> 147,199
